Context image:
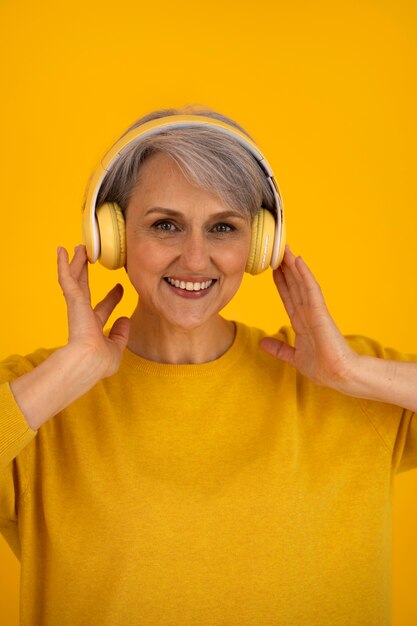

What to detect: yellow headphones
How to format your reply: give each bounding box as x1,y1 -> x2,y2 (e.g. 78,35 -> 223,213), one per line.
82,115 -> 286,274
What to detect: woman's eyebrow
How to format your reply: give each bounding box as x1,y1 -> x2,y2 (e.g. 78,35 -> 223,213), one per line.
144,207 -> 247,221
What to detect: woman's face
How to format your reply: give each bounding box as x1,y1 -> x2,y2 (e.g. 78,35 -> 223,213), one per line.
125,152 -> 252,331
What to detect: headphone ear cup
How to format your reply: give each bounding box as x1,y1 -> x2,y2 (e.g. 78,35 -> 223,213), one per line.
276,215 -> 287,268
245,209 -> 276,275
96,202 -> 126,270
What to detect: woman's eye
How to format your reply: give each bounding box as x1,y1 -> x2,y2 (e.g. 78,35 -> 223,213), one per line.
212,223 -> 234,233
154,221 -> 176,232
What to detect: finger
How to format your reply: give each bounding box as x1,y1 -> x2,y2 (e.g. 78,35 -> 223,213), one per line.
259,337 -> 296,366
280,248 -> 312,333
281,246 -> 304,308
57,246 -> 90,303
57,247 -> 73,293
294,257 -> 342,339
294,256 -> 327,311
285,246 -> 326,316
108,316 -> 130,350
282,246 -> 303,288
282,244 -> 300,270
94,284 -> 124,327
69,245 -> 91,297
69,245 -> 88,280
273,266 -> 296,318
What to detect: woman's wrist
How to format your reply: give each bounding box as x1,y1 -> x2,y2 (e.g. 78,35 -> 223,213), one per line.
331,353 -> 417,412
332,353 -> 386,399
10,342 -> 108,430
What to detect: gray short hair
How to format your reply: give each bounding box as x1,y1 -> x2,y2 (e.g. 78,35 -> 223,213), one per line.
95,104 -> 275,221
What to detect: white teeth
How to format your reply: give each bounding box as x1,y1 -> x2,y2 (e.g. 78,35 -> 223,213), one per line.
166,277 -> 213,291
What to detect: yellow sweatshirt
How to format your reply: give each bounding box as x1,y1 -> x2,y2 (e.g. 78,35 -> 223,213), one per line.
0,322 -> 416,626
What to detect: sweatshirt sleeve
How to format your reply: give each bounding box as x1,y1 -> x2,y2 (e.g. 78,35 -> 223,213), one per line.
0,383 -> 36,468
0,384 -> 35,556
277,327 -> 417,474
344,335 -> 417,474
0,350 -> 54,554
0,349 -> 55,469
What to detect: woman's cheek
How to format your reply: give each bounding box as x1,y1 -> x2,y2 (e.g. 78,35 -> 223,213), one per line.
223,239 -> 251,273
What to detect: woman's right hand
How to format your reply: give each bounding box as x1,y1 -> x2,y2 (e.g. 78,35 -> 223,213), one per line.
57,245 -> 130,378
10,246 -> 130,430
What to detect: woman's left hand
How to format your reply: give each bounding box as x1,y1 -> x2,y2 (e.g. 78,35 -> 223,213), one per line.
259,246 -> 358,392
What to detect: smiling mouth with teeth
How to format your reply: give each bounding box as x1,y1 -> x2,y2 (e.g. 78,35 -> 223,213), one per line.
164,277 -> 215,292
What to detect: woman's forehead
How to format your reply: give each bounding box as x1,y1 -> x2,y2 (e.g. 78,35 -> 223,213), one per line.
129,154 -> 233,210
136,152 -> 185,184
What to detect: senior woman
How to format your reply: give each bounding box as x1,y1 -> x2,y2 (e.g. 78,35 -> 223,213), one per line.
0,106 -> 416,626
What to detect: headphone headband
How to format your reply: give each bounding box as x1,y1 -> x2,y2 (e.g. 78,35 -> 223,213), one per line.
82,114 -> 284,268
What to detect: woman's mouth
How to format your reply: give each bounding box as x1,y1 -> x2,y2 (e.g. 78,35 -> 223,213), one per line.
164,277 -> 215,292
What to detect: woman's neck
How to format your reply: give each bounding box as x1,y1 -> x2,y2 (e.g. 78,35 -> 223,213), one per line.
127,307 -> 236,365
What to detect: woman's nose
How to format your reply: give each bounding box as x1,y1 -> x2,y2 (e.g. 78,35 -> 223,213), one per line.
180,231 -> 210,271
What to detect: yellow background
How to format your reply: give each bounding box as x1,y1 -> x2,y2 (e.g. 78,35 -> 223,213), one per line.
0,0 -> 416,623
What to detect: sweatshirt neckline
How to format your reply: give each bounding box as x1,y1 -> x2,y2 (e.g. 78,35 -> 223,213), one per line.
121,321 -> 249,377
